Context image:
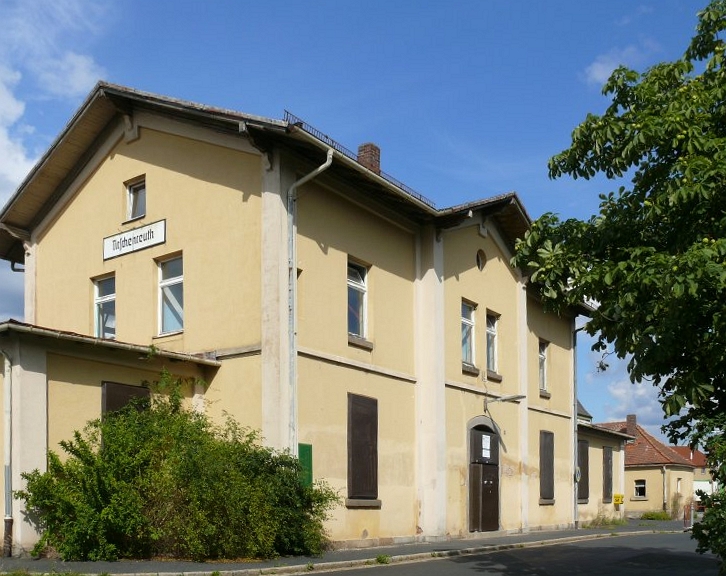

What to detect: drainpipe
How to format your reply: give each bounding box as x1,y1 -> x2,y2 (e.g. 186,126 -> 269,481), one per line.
662,465 -> 667,512
0,350 -> 12,557
286,148 -> 334,454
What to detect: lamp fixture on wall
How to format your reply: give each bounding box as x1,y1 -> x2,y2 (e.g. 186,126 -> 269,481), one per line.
483,393 -> 526,412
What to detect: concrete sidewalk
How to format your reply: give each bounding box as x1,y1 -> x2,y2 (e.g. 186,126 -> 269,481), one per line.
0,519 -> 688,575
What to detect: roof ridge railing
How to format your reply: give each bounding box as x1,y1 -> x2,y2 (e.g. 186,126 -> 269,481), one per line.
284,111 -> 436,209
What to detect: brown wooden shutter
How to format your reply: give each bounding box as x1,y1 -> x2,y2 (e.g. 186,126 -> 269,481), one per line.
577,439 -> 589,501
603,446 -> 613,502
539,430 -> 555,501
102,381 -> 150,414
348,394 -> 378,499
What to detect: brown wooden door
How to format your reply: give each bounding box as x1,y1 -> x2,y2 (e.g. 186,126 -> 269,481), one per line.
469,426 -> 499,532
469,463 -> 499,531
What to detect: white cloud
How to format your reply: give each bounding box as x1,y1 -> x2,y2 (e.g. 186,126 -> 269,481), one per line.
603,374 -> 670,441
0,0 -> 109,205
616,5 -> 654,27
579,329 -> 669,441
0,67 -> 33,209
1,1 -> 108,99
35,52 -> 105,99
583,39 -> 661,87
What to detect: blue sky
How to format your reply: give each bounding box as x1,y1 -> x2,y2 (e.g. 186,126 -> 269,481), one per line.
0,0 -> 708,439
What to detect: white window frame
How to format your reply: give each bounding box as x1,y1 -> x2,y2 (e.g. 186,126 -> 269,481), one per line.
127,179 -> 146,221
539,340 -> 549,392
634,479 -> 646,498
486,313 -> 498,373
347,261 -> 367,338
461,300 -> 476,366
94,275 -> 116,339
158,256 -> 184,335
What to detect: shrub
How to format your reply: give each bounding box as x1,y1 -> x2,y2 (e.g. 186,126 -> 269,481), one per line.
640,510 -> 672,521
16,371 -> 339,561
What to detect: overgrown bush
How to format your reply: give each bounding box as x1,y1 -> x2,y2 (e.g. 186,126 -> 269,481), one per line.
16,371 -> 339,561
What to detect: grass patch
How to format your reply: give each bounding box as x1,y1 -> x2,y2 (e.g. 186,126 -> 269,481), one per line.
582,514 -> 629,528
376,554 -> 391,564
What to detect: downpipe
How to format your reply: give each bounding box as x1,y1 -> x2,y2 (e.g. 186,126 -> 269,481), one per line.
0,350 -> 12,557
286,148 -> 334,453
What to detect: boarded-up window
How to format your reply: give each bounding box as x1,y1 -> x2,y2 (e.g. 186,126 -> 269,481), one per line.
603,446 -> 613,503
102,381 -> 150,414
577,439 -> 589,501
348,394 -> 378,500
539,430 -> 555,502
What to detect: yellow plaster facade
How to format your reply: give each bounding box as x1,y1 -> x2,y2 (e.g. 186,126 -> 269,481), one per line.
0,83 -> 593,554
576,426 -> 628,523
625,466 -> 694,516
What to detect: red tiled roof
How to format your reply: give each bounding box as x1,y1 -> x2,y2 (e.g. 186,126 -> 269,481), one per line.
671,446 -> 708,467
595,421 -> 695,468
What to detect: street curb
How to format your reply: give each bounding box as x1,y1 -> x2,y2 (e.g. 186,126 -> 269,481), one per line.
121,529 -> 684,576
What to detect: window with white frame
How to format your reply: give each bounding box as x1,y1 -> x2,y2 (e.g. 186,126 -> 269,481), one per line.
634,479 -> 646,498
94,275 -> 116,339
539,340 -> 549,392
347,261 -> 367,338
461,300 -> 475,366
127,180 -> 146,221
486,313 -> 498,373
159,256 -> 183,334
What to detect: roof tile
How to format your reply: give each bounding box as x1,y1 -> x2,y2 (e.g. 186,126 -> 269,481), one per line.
594,421 -> 695,468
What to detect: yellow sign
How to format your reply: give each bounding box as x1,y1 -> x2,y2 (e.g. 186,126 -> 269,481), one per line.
613,494 -> 624,505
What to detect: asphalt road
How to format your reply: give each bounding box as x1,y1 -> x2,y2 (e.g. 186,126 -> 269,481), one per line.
332,532 -> 718,576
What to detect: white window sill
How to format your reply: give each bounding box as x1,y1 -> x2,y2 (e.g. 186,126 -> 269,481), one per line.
154,330 -> 184,339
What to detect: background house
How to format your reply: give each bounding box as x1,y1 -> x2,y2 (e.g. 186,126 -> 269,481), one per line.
597,415 -> 695,517
0,82 -> 581,554
672,446 -> 717,509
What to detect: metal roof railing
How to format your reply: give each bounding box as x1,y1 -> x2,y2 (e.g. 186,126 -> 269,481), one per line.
284,111 -> 436,209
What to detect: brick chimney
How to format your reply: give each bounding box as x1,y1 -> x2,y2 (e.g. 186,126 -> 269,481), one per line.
357,143 -> 380,175
626,414 -> 637,437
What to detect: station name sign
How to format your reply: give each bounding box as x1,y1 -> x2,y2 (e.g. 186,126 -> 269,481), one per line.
103,220 -> 166,260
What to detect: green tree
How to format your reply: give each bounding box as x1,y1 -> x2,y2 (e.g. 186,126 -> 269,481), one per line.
511,0 -> 726,567
16,371 -> 338,561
